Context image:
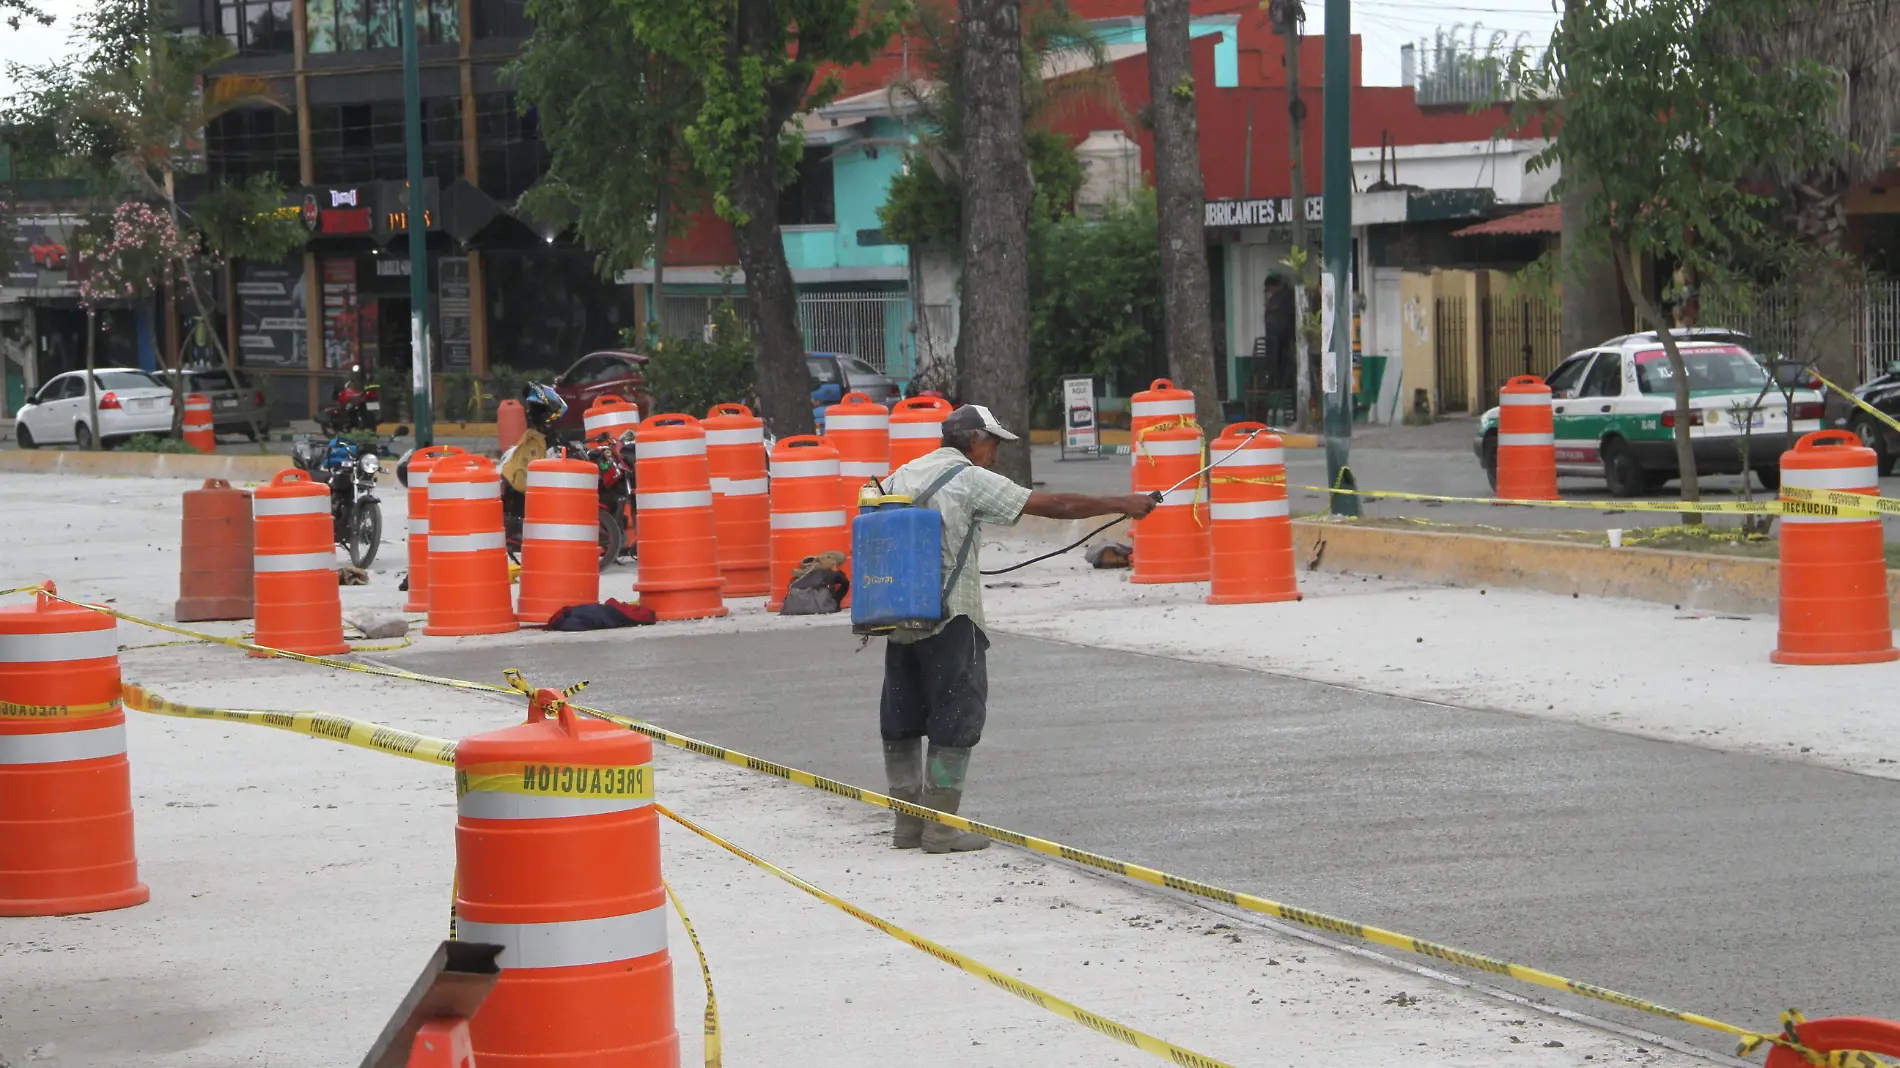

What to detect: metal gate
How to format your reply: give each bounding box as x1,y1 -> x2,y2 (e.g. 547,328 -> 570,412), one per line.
1433,296 -> 1469,412
654,291 -> 914,378
1479,293 -> 1563,403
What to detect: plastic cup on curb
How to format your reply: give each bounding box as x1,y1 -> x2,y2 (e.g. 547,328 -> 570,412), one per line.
1608,528 -> 1623,549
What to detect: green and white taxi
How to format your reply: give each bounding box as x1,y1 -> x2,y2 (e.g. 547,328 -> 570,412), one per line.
1474,332 -> 1826,496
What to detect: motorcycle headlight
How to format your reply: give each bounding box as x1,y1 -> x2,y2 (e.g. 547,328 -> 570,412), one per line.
359,453 -> 382,475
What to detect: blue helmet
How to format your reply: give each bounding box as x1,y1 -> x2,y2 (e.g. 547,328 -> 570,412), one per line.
522,382 -> 568,430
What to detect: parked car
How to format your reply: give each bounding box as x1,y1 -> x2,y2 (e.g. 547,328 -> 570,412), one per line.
160,366 -> 273,439
29,237 -> 66,271
550,350 -> 651,433
13,368 -> 176,450
1840,365 -> 1900,476
1474,337 -> 1826,496
807,352 -> 901,408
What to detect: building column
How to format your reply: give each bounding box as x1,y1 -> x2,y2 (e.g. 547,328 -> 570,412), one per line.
296,0 -> 318,418
1460,269 -> 1486,414
468,250 -> 489,377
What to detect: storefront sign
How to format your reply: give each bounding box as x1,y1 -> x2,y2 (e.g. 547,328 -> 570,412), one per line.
377,179 -> 441,240
321,256 -> 360,371
299,187 -> 376,236
4,216 -> 86,298
1203,196 -> 1323,229
438,256 -> 472,372
1061,376 -> 1099,458
237,258 -> 308,369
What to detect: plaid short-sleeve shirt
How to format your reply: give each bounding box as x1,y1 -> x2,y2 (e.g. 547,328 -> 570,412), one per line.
882,447 -> 1033,642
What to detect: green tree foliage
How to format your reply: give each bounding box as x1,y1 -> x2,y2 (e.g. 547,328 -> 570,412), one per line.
631,305 -> 758,416
1516,0 -> 1844,509
190,174 -> 308,265
509,0 -> 702,281
1026,190 -> 1160,423
882,127 -> 1083,246
1,0 -> 50,30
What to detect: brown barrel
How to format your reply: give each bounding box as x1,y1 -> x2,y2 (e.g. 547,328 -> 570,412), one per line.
175,479 -> 255,622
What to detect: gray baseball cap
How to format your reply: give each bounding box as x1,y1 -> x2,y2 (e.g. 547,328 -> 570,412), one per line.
942,404 -> 1019,441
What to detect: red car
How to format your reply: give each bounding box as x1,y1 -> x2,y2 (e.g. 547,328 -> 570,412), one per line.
30,237 -> 67,271
550,349 -> 652,432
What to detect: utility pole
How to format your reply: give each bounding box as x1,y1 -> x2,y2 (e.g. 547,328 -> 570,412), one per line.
1271,0 -> 1313,432
1322,0 -> 1357,515
401,0 -> 434,447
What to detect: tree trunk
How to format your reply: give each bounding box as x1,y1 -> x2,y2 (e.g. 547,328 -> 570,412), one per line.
955,0 -> 1034,485
1145,0 -> 1221,435
1559,187 -> 1625,355
1286,31 -> 1315,432
728,129 -> 814,440
84,306 -> 99,451
1614,241 -> 1702,520
652,174 -> 669,341
162,271 -> 186,438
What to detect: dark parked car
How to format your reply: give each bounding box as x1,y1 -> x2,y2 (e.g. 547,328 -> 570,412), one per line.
807,352 -> 900,407
160,366 -> 274,439
1843,365 -> 1900,476
550,350 -> 652,432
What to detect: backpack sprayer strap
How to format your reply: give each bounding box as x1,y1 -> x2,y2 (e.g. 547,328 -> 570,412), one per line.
910,465 -> 980,607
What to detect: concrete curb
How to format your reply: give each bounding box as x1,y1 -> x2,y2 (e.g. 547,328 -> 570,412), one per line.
0,450 -> 294,482
1011,513 -> 1900,616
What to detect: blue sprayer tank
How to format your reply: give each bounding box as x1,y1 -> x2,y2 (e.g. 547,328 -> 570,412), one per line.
851,492 -> 944,635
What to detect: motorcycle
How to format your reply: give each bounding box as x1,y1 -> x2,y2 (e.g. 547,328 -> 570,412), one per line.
319,364 -> 381,435
498,434 -> 634,573
292,435 -> 385,568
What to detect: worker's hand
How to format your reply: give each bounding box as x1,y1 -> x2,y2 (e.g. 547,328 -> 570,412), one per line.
1118,493 -> 1158,519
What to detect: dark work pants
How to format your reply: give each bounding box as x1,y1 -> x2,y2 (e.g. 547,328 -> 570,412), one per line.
879,615 -> 990,748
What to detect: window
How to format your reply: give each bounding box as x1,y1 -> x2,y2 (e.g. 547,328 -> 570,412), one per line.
564,356 -> 616,385
94,370 -> 164,390
1579,354 -> 1622,398
190,370 -> 238,391
471,0 -> 531,39
45,375 -> 83,403
206,107 -> 301,186
307,0 -> 458,53
215,0 -> 295,53
777,148 -> 836,227
806,357 -> 842,386
309,99 -> 462,185
475,93 -> 547,201
1634,346 -> 1767,394
1545,355 -> 1591,398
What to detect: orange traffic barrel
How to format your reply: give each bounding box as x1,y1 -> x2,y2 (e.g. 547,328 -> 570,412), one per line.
1773,430 -> 1897,665
497,399 -> 527,452
824,392 -> 890,515
585,395 -> 642,444
1207,424 -> 1299,605
633,414 -> 727,620
888,396 -> 951,473
175,478 -> 254,622
704,404 -> 770,598
403,445 -> 467,614
1131,378 -> 1197,443
1764,1018 -> 1900,1068
1495,375 -> 1558,500
0,582 -> 149,916
252,468 -> 349,656
1131,419 -> 1210,584
427,455 -> 520,637
517,457 -> 602,625
455,686 -> 676,1068
768,435 -> 848,610
182,392 -> 215,454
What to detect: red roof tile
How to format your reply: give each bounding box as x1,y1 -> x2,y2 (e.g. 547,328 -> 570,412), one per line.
1454,203 -> 1560,237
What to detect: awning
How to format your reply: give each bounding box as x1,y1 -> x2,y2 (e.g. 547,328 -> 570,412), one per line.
1453,203 -> 1561,237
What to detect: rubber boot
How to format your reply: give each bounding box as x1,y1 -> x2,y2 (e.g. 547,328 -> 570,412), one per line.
882,737 -> 925,849
920,743 -> 990,854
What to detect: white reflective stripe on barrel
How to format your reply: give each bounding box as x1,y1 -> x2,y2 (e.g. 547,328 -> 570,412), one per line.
431,532 -> 507,553
839,461 -> 889,478
1152,488 -> 1203,508
636,438 -> 706,459
710,477 -> 768,497
1137,439 -> 1202,457
637,490 -> 713,511
1211,447 -> 1284,468
185,402 -> 211,411
431,481 -> 502,500
411,469 -> 431,488
1499,393 -> 1552,406
458,791 -> 651,820
253,495 -> 331,517
587,412 -> 641,429
0,723 -> 127,765
706,428 -> 764,447
527,470 -> 596,490
771,510 -> 847,530
1781,464 -> 1881,524
1133,399 -> 1194,417
826,415 -> 889,431
521,522 -> 596,542
0,628 -> 118,663
457,906 -> 668,970
1211,499 -> 1291,521
408,517 -> 430,535
254,552 -> 337,572
1498,433 -> 1555,447
771,459 -> 839,479
888,423 -> 942,439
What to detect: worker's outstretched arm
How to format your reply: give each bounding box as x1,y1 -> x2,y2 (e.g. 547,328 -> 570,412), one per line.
1022,491 -> 1156,522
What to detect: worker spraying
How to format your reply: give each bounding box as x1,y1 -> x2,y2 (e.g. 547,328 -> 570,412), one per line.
859,405 -> 1155,854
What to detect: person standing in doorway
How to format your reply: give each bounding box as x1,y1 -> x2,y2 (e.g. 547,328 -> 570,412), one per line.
878,404 -> 1155,853
1263,271 -> 1298,392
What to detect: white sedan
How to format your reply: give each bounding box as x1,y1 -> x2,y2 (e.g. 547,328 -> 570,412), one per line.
14,368 -> 177,450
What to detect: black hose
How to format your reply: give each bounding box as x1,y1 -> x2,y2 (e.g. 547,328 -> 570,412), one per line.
980,515 -> 1130,577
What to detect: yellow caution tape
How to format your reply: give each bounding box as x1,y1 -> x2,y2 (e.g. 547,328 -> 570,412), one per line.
121,683 -> 458,766
1738,1011 -> 1896,1068
1813,371 -> 1900,439
456,761 -> 652,800
1292,482 -> 1881,517
1780,484 -> 1900,517
0,697 -> 121,720
664,876 -> 722,1068
658,804 -> 1236,1068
